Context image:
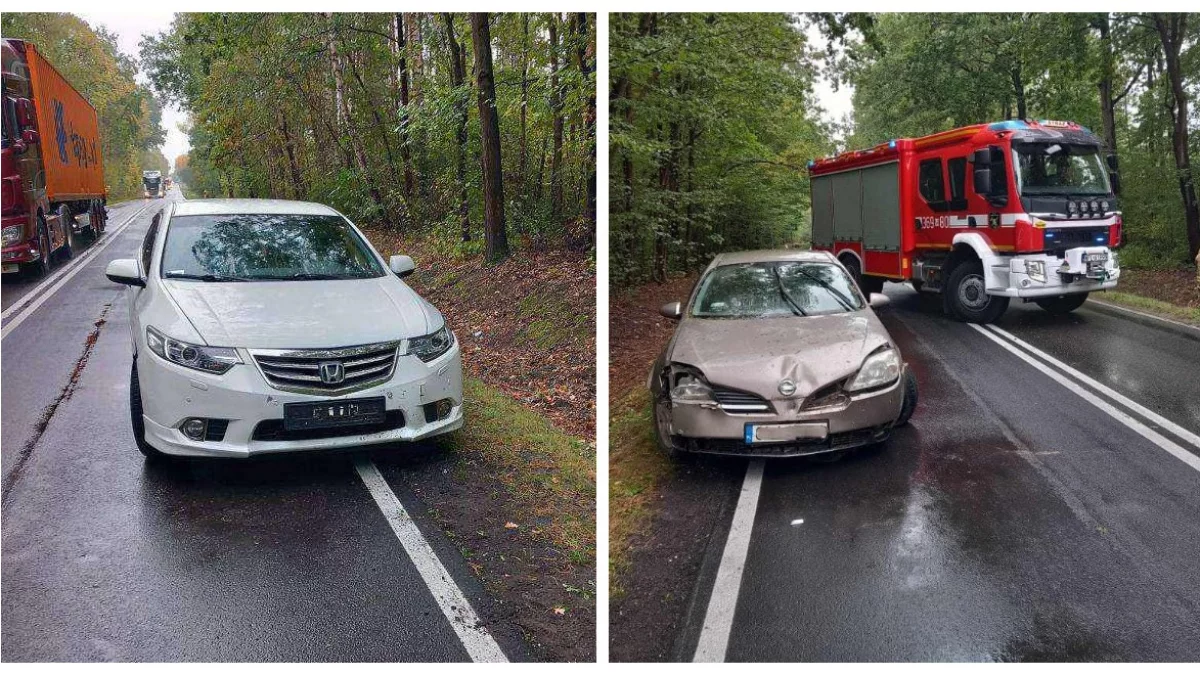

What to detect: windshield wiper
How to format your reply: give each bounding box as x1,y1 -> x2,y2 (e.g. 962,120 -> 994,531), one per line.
790,266 -> 856,311
771,265 -> 807,317
258,272 -> 366,281
163,272 -> 252,282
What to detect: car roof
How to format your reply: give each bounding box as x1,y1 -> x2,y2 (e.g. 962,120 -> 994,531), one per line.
171,199 -> 342,217
709,249 -> 836,267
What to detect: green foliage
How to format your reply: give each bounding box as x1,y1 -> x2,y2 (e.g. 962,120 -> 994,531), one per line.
140,13 -> 596,253
1,13 -> 166,201
610,13 -> 834,286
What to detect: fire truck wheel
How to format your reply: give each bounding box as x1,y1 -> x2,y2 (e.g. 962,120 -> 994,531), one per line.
1036,293 -> 1089,315
946,261 -> 1009,323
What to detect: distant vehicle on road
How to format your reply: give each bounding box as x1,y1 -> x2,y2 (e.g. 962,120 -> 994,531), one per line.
105,199 -> 463,460
810,119 -> 1122,323
1,38 -> 108,276
649,249 -> 917,460
142,170 -> 163,199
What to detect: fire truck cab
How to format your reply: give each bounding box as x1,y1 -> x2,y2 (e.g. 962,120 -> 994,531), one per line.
810,120 -> 1121,323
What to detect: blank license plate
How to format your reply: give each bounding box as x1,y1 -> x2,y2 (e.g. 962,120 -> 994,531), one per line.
284,396 -> 386,431
746,422 -> 829,444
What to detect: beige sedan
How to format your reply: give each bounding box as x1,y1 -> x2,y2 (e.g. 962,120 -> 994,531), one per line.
650,250 -> 918,459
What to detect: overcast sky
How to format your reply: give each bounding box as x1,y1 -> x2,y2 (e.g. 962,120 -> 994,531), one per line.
804,23 -> 855,138
77,12 -> 188,168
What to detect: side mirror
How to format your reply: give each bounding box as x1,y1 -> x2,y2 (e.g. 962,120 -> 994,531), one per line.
389,254 -> 415,278
105,258 -> 144,287
1109,172 -> 1121,196
869,293 -> 890,309
21,128 -> 38,146
659,301 -> 682,320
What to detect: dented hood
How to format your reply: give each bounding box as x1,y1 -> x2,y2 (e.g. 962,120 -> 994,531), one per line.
666,310 -> 893,399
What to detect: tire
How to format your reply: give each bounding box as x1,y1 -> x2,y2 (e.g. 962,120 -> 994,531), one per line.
652,397 -> 680,459
911,280 -> 924,293
55,205 -> 74,262
945,261 -> 1009,323
1036,292 -> 1088,316
895,368 -> 918,427
25,214 -> 52,277
130,360 -> 170,461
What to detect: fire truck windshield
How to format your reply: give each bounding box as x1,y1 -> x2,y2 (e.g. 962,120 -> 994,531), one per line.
1012,143 -> 1111,196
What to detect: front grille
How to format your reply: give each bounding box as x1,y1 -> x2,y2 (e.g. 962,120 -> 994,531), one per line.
251,341 -> 400,395
1043,227 -> 1108,251
711,385 -> 772,413
251,410 -> 406,442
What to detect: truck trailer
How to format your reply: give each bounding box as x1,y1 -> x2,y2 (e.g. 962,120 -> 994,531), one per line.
1,38 -> 107,276
809,119 -> 1121,323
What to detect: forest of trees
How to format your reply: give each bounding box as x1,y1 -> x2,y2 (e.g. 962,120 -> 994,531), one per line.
610,13 -> 832,285
141,12 -> 596,262
1,13 -> 168,202
610,12 -> 1199,287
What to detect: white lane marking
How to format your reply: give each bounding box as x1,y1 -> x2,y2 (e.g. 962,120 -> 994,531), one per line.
1087,298 -> 1200,337
968,324 -> 1200,474
353,458 -> 508,663
985,324 -> 1200,452
1,204 -> 151,341
694,459 -> 765,663
1,202 -> 146,321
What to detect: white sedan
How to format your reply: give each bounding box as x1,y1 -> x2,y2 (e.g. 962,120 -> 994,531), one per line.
106,199 -> 462,459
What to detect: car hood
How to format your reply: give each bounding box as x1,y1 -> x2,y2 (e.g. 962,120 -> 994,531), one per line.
666,310 -> 893,399
162,276 -> 440,349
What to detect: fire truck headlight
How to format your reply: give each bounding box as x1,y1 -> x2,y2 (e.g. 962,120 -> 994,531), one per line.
2,225 -> 23,246
1067,201 -> 1078,214
1090,200 -> 1100,212
1101,200 -> 1110,212
1025,260 -> 1046,283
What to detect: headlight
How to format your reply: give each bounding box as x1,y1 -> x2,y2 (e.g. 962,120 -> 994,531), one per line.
846,347 -> 901,393
1025,260 -> 1046,283
409,325 -> 454,362
146,326 -> 241,374
670,371 -> 715,402
2,225 -> 22,246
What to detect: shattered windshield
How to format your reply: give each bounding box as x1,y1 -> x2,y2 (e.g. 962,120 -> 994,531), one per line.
691,261 -> 864,318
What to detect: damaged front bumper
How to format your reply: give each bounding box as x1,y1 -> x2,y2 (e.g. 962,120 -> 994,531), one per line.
662,369 -> 906,458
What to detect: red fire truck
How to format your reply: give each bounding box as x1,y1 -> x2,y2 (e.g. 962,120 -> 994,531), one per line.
809,120 -> 1121,323
2,38 -> 108,277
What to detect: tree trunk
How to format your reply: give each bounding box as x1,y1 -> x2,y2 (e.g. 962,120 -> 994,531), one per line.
278,113 -> 304,199
405,13 -> 423,104
1011,63 -> 1026,120
470,13 -> 509,263
443,13 -> 471,242
325,13 -> 352,169
575,12 -> 596,243
519,14 -> 530,198
1095,14 -> 1121,192
394,14 -> 416,200
1153,13 -> 1200,261
549,14 -> 564,224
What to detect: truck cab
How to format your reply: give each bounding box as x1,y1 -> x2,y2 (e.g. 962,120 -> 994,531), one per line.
810,120 -> 1121,323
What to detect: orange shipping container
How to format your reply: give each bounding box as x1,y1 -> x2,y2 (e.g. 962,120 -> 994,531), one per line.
26,43 -> 105,202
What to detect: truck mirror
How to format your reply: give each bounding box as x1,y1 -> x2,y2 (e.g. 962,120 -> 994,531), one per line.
1106,154 -> 1118,171
973,165 -> 992,196
15,98 -> 35,127
987,145 -> 1009,206
1110,172 -> 1121,196
21,129 -> 38,146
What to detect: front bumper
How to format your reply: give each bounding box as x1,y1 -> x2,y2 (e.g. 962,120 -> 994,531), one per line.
137,340 -> 464,458
989,248 -> 1119,298
2,212 -> 34,268
664,370 -> 905,458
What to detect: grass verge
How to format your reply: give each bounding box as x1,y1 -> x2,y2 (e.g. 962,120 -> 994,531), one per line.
608,387 -> 673,597
1097,291 -> 1200,327
446,377 -> 596,568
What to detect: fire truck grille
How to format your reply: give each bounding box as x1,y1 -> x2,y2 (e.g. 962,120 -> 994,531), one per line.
1043,227 -> 1108,251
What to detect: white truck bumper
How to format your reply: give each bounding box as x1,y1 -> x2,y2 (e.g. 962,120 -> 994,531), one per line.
987,247 -> 1120,298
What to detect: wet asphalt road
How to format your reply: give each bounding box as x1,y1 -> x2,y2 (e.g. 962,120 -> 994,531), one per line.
676,285 -> 1200,662
1,193 -> 522,662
